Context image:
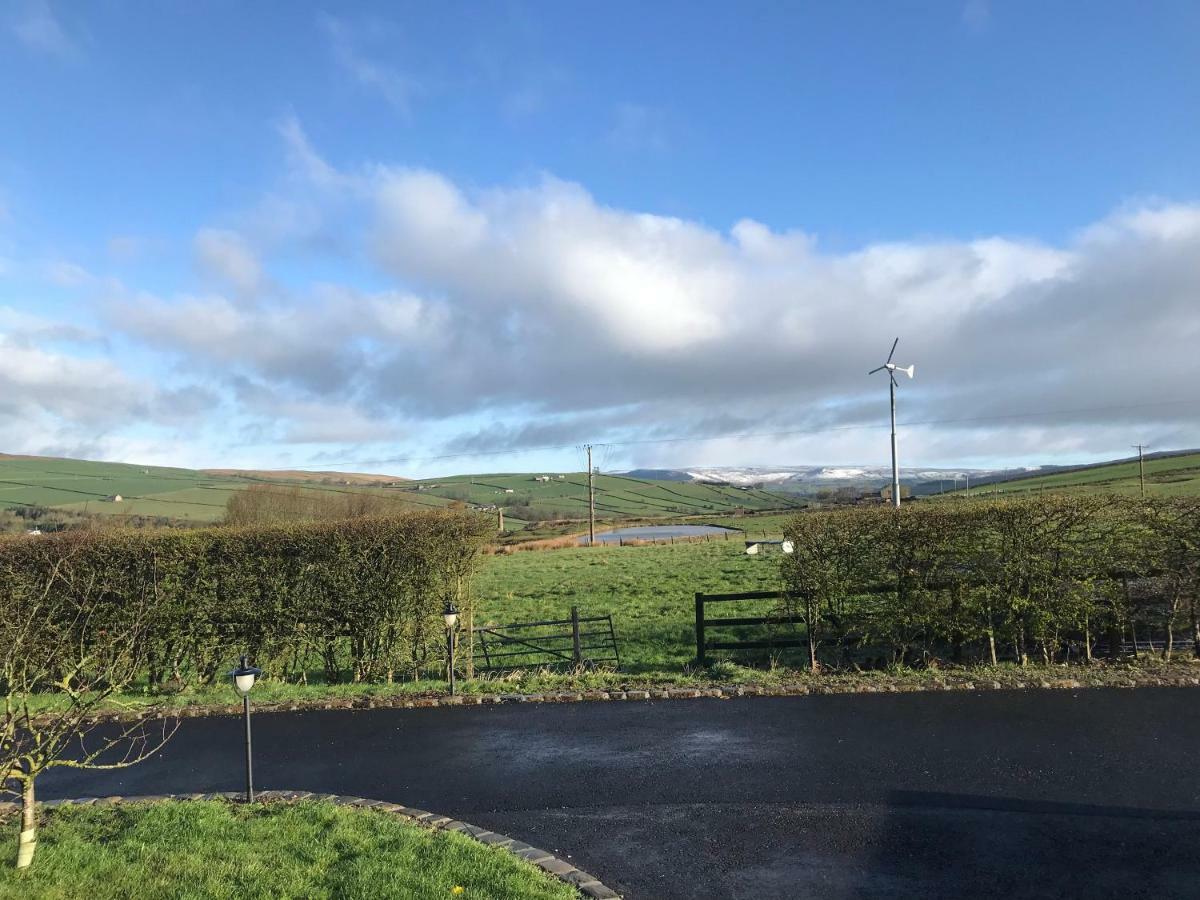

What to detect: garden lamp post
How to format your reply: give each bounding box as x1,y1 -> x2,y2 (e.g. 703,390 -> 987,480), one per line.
229,655 -> 262,803
443,602 -> 459,696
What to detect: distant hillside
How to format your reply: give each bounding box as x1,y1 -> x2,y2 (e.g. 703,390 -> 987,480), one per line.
403,471 -> 804,522
0,454 -> 443,527
201,469 -> 406,485
621,464 -> 1005,496
934,449 -> 1200,498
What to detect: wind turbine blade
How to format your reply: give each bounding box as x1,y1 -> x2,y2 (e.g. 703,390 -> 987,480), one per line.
886,337 -> 899,364
868,366 -> 886,374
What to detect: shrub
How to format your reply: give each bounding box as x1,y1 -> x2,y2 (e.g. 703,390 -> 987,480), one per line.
0,511 -> 493,688
781,496 -> 1200,669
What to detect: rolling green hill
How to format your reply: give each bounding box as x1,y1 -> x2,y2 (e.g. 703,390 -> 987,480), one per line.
0,454 -> 455,526
0,454 -> 801,532
401,471 -> 804,523
938,450 -> 1200,499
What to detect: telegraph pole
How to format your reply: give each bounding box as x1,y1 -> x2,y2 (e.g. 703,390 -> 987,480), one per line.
586,444 -> 596,546
1132,444 -> 1148,498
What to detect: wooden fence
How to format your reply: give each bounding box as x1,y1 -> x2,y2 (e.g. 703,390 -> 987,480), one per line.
694,590 -> 807,666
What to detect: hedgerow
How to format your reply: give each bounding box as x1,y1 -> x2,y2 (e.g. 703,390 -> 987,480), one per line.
0,511 -> 492,689
782,496 -> 1200,670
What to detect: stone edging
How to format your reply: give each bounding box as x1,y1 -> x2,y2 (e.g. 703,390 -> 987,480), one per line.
0,791 -> 620,899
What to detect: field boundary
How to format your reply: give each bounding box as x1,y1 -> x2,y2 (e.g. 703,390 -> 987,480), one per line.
46,663 -> 1200,726
0,792 -> 620,899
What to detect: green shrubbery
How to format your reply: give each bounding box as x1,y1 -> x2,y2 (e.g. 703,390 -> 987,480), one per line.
782,496 -> 1200,670
0,511 -> 492,689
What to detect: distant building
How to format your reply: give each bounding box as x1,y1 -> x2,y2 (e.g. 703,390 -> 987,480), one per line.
107,494 -> 124,503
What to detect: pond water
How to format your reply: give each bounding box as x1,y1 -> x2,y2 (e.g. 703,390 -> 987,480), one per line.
581,524 -> 740,545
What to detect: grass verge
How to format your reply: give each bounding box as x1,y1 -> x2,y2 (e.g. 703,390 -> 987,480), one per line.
0,800 -> 576,900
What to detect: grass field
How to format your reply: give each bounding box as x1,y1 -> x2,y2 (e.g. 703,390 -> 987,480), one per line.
474,539 -> 790,672
0,454 -> 457,527
0,454 -> 799,532
936,451 -> 1200,499
405,471 -> 802,523
0,801 -> 574,899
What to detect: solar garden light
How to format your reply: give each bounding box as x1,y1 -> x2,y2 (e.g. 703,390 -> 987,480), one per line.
443,602 -> 459,696
229,655 -> 262,803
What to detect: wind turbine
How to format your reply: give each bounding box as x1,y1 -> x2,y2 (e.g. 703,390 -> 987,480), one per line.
869,338 -> 915,508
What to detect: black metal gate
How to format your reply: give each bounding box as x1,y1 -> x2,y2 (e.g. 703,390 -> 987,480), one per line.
473,605 -> 620,672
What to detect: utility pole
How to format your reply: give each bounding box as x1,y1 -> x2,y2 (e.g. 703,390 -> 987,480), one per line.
586,444 -> 596,546
1132,444 -> 1148,498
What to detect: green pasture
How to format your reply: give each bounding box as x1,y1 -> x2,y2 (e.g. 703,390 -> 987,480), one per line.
474,539 -> 789,672
0,801 -> 574,899
0,454 -> 798,530
0,455 -> 459,526
939,451 -> 1200,499
406,471 -> 802,522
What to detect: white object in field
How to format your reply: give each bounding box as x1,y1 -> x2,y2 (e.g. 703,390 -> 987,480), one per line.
744,543 -> 760,555
782,540 -> 794,554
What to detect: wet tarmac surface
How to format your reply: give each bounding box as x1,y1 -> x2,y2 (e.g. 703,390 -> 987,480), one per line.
44,688 -> 1200,898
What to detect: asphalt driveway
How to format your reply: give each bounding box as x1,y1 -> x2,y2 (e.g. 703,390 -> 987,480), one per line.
42,687 -> 1200,899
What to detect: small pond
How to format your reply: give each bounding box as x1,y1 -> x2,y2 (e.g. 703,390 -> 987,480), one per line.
581,524 -> 740,545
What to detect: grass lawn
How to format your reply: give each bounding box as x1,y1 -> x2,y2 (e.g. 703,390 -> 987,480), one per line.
0,801 -> 576,900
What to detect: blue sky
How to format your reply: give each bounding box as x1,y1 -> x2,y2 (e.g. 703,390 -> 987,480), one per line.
1,1 -> 1199,477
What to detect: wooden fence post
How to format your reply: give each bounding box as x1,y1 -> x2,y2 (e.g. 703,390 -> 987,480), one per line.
695,592 -> 706,667
571,605 -> 583,665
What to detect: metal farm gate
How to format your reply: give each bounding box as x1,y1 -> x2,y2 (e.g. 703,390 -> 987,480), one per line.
473,605 -> 620,672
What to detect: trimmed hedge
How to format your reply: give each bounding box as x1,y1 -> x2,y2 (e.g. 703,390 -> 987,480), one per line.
782,496 -> 1200,669
0,511 -> 493,688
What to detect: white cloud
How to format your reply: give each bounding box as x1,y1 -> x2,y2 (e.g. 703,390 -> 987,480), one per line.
193,228 -> 263,295
43,258 -> 96,287
0,333 -> 188,430
9,0 -> 76,58
90,125 -> 1200,470
107,235 -> 144,262
607,103 -> 669,153
319,14 -> 421,118
962,0 -> 990,33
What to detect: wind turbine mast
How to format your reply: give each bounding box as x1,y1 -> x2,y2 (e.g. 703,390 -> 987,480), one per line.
868,337 -> 915,509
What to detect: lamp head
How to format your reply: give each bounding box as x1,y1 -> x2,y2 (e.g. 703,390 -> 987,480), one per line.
229,655 -> 263,695
443,601 -> 459,630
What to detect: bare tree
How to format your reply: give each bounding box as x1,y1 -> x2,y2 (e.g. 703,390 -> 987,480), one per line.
0,534 -> 177,868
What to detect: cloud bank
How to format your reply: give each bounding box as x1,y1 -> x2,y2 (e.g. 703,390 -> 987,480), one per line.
7,121 -> 1200,472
